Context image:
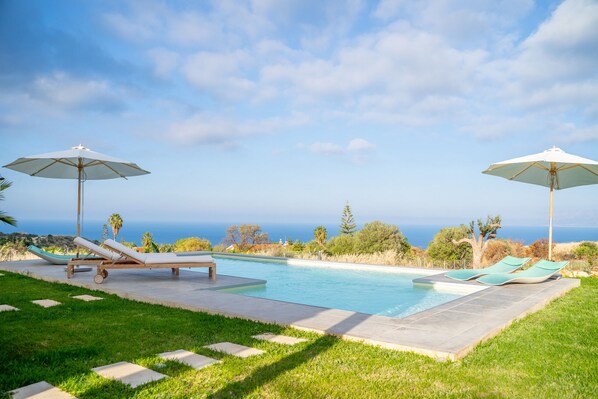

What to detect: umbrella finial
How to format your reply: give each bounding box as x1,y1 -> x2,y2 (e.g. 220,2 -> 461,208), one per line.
72,144 -> 89,151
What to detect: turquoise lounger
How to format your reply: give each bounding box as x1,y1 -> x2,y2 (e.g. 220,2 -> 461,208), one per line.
445,256 -> 531,281
27,245 -> 97,265
476,260 -> 569,286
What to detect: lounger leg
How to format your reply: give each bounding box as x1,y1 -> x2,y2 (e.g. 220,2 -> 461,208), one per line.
171,268 -> 175,274
175,268 -> 179,276
67,264 -> 73,279
209,266 -> 216,281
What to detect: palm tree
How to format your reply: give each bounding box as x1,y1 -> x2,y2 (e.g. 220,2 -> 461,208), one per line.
141,232 -> 154,251
0,178 -> 17,227
108,213 -> 123,240
314,226 -> 328,249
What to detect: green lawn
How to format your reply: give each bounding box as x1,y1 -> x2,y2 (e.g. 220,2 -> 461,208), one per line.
0,272 -> 596,398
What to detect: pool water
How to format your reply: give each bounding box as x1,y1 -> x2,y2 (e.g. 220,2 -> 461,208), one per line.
193,256 -> 465,318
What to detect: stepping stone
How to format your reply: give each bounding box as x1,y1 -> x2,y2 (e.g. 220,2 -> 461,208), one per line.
9,380 -> 76,399
0,304 -> 19,312
92,361 -> 167,388
158,349 -> 219,370
31,299 -> 61,308
252,333 -> 307,345
203,342 -> 264,358
72,294 -> 103,302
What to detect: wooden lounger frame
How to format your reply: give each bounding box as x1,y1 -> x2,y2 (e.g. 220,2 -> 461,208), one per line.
68,248 -> 216,284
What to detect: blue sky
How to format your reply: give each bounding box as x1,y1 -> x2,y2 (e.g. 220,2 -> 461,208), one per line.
1,0 -> 597,229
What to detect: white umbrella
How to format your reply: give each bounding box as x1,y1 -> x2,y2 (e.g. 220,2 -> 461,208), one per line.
482,146 -> 598,259
3,144 -> 150,236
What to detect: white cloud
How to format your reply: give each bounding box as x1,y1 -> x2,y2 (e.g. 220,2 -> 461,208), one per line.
309,142 -> 345,155
553,123 -> 598,144
147,48 -> 180,78
347,138 -> 376,151
30,72 -> 124,112
183,50 -> 255,100
304,138 -> 376,164
502,0 -> 598,112
166,112 -> 309,147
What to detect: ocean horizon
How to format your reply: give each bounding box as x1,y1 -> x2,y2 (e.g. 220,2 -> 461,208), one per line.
2,220 -> 597,249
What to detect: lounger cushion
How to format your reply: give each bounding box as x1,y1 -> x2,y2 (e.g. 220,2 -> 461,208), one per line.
74,237 -> 122,261
104,239 -> 147,263
144,254 -> 213,264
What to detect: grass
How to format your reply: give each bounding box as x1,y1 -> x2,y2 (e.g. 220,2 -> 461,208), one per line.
0,272 -> 596,398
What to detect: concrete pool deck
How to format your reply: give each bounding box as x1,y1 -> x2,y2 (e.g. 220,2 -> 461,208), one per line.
0,259 -> 579,361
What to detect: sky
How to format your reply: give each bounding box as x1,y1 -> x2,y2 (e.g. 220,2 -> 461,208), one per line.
0,0 -> 597,230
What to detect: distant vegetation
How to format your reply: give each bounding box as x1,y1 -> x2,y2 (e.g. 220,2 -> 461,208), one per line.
0,205 -> 596,275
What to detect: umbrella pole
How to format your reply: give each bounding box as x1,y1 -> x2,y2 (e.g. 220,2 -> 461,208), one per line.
548,182 -> 554,261
77,162 -> 82,237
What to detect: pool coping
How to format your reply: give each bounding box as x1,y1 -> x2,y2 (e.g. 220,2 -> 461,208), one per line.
0,259 -> 580,361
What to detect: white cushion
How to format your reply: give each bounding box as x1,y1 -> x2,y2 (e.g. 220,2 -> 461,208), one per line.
145,254 -> 214,265
104,239 -> 146,263
74,237 -> 121,261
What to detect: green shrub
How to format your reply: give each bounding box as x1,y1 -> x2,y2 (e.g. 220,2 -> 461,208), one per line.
327,234 -> 356,256
174,237 -> 212,252
292,240 -> 304,252
573,242 -> 598,266
426,226 -> 472,262
354,221 -> 410,255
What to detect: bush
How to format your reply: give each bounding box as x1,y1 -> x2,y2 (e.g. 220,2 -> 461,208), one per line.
303,240 -> 323,254
174,237 -> 212,252
483,240 -> 511,264
573,242 -> 598,266
529,239 -> 552,259
292,240 -> 304,252
327,234 -> 357,256
426,226 -> 472,262
354,221 -> 410,255
158,243 -> 175,253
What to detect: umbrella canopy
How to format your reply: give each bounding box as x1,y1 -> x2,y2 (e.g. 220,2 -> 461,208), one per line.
483,146 -> 598,259
3,144 -> 150,236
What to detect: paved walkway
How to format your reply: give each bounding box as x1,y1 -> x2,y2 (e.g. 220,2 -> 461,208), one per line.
0,259 -> 579,360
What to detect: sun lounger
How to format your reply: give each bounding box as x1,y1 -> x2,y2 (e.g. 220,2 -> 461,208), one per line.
476,260 -> 569,286
445,256 -> 531,281
67,237 -> 133,279
28,244 -> 97,265
102,239 -> 216,284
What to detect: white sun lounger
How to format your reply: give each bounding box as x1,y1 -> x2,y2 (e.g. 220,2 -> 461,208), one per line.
102,239 -> 216,284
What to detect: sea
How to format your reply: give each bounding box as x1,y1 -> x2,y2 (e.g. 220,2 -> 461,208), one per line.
2,220 -> 597,249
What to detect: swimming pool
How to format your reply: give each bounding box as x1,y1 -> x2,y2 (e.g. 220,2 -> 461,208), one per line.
191,256 -> 467,318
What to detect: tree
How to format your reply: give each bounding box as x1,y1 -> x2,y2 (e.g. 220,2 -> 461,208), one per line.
102,224 -> 109,242
453,215 -> 501,268
427,226 -> 472,262
141,232 -> 157,252
354,221 -> 411,255
223,224 -> 269,251
327,234 -> 356,255
0,178 -> 17,227
340,202 -> 357,235
314,226 -> 328,249
175,237 -> 212,252
108,213 -> 123,240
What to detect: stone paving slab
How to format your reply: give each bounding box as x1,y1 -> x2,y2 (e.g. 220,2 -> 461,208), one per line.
252,333 -> 307,345
0,259 -> 580,361
72,294 -> 103,301
92,361 -> 167,388
158,349 -> 219,370
31,299 -> 61,308
9,380 -> 76,399
0,304 -> 19,312
204,342 -> 265,358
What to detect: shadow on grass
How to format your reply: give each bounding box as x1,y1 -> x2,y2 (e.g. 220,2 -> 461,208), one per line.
207,312 -> 369,399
